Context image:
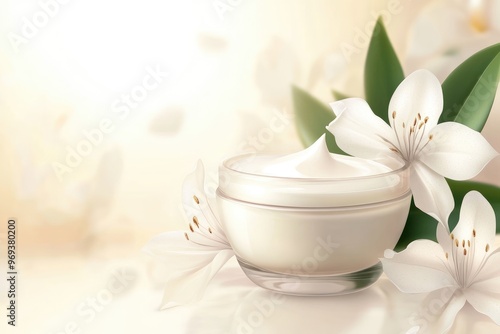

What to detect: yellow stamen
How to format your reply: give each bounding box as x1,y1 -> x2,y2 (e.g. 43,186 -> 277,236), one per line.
193,195 -> 200,204
469,3 -> 488,32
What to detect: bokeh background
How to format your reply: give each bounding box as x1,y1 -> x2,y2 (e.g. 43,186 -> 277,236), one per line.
0,0 -> 499,333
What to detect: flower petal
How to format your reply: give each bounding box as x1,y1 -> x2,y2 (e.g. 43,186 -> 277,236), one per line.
182,160 -> 230,248
327,98 -> 397,160
436,223 -> 453,257
143,231 -> 235,308
466,288 -> 500,325
452,191 -> 496,256
412,289 -> 465,334
159,249 -> 235,309
382,239 -> 455,293
470,252 -> 500,294
143,231 -> 232,274
388,69 -> 443,132
410,161 -> 454,225
419,122 -> 498,180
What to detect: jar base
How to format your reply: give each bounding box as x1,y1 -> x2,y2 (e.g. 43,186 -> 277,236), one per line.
237,258 -> 383,296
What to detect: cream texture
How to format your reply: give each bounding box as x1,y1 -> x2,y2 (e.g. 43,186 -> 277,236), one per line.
234,134 -> 390,178
217,135 -> 412,275
219,135 -> 407,207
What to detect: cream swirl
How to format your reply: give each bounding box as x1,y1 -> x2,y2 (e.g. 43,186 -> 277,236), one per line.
235,134 -> 390,178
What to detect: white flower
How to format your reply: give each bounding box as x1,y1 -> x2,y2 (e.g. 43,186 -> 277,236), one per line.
404,0 -> 500,188
382,191 -> 500,333
406,0 -> 500,76
143,161 -> 234,309
327,69 -> 498,225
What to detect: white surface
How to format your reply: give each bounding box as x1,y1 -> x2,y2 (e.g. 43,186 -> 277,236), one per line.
4,243 -> 500,334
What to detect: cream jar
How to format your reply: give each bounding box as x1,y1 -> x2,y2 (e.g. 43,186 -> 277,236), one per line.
216,135 -> 411,295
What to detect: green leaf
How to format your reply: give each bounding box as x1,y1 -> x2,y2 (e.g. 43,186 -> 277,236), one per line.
446,180 -> 500,232
292,85 -> 344,153
364,17 -> 405,124
395,180 -> 500,250
440,44 -> 500,131
332,90 -> 351,100
395,200 -> 438,251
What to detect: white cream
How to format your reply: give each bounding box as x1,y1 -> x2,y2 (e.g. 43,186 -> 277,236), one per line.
233,134 -> 390,178
220,135 -> 404,208
216,136 -> 412,295
217,137 -> 411,294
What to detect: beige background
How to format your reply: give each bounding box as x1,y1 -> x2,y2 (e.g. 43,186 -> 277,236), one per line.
0,0 -> 499,333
